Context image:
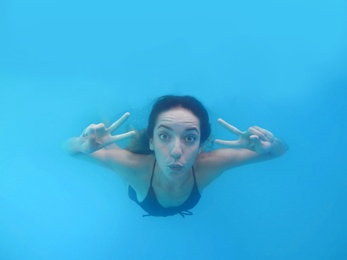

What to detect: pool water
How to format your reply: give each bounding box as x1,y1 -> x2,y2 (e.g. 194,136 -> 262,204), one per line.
1,1 -> 347,259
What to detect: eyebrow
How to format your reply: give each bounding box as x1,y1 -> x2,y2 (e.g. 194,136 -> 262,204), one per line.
157,124 -> 200,134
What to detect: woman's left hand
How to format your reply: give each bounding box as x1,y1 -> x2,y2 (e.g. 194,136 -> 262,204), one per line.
214,118 -> 275,154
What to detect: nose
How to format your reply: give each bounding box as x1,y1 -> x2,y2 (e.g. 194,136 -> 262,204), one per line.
170,139 -> 183,159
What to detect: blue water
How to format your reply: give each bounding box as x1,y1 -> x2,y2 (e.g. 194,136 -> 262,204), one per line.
1,1 -> 347,259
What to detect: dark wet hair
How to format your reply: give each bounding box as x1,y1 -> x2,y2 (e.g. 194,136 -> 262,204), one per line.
147,95 -> 211,142
127,95 -> 211,154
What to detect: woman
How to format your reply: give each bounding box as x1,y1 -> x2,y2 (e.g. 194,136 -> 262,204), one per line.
66,95 -> 288,217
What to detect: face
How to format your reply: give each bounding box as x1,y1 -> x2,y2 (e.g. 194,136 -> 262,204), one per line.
150,107 -> 201,176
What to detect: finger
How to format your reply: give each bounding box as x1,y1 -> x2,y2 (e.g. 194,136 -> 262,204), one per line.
80,134 -> 97,154
82,125 -> 96,137
217,118 -> 244,136
246,127 -> 267,141
214,139 -> 242,148
94,123 -> 107,136
86,135 -> 97,151
249,135 -> 263,151
253,126 -> 274,142
249,135 -> 261,144
107,112 -> 131,133
107,130 -> 136,144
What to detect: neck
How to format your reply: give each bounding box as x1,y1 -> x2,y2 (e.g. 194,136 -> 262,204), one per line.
155,166 -> 192,191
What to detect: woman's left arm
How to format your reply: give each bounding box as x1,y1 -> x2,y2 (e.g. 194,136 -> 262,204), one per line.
196,119 -> 288,188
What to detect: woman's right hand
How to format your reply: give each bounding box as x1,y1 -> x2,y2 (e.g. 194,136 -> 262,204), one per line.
77,112 -> 136,154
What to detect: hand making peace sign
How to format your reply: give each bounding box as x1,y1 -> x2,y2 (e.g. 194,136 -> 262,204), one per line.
78,112 -> 136,154
215,118 -> 275,154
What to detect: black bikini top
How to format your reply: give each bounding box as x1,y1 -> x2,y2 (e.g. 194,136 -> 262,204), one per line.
128,160 -> 201,217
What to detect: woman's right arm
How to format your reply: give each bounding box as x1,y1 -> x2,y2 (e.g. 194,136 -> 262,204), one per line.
64,113 -> 150,181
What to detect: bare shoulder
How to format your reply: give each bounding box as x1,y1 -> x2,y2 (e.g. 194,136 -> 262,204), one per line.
195,148 -> 254,171
194,143 -> 286,190
116,153 -> 154,197
91,148 -> 155,187
194,148 -> 258,190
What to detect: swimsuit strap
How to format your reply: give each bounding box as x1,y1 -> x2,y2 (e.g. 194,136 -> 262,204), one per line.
192,166 -> 197,183
149,159 -> 156,187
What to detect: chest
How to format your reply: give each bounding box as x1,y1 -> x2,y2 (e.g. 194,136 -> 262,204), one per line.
152,181 -> 195,207
135,174 -> 197,208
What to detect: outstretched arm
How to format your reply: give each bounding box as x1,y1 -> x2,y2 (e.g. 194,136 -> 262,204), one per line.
196,118 -> 288,188
64,113 -> 148,181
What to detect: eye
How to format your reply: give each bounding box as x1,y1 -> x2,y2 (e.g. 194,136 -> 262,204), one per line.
185,135 -> 197,144
159,133 -> 170,141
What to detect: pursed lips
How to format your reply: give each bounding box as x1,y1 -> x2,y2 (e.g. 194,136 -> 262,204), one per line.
168,163 -> 184,172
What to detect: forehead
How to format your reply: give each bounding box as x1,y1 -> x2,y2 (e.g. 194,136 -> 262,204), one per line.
155,107 -> 200,127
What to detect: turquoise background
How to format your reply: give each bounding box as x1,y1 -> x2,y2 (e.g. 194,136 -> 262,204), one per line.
1,0 -> 347,259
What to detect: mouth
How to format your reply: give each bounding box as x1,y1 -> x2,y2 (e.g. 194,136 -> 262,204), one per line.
168,164 -> 184,172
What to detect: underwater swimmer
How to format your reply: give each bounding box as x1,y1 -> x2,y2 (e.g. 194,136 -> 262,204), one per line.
66,95 -> 288,217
